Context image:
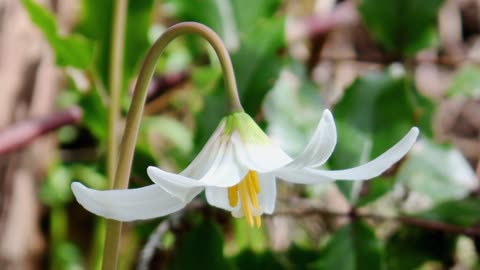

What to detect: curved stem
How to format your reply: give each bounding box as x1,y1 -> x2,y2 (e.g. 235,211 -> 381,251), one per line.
102,22 -> 242,270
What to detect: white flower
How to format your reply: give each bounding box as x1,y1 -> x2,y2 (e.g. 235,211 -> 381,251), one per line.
72,110 -> 419,227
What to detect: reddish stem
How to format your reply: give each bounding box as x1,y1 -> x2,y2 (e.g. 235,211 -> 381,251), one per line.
0,106 -> 83,155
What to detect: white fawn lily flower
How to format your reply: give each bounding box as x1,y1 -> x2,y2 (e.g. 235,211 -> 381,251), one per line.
72,110 -> 419,227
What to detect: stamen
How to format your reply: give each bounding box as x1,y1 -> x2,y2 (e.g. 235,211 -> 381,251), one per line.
227,185 -> 238,207
250,171 -> 260,193
254,216 -> 261,228
227,170 -> 262,228
239,181 -> 253,226
247,175 -> 259,209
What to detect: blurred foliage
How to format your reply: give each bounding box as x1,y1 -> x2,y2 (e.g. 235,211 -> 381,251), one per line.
385,227 -> 455,269
21,0 -> 94,67
165,0 -> 285,149
311,221 -> 383,270
358,0 -> 444,55
416,198 -> 480,227
18,0 -> 480,269
447,66 -> 480,98
397,139 -> 478,204
329,67 -> 433,202
168,219 -> 234,270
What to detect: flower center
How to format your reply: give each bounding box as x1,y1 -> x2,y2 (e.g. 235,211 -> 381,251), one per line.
227,170 -> 261,228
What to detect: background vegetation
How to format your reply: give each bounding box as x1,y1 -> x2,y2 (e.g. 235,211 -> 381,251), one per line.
1,0 -> 480,269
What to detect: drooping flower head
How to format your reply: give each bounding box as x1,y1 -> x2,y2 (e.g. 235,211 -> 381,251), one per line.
72,110 -> 418,227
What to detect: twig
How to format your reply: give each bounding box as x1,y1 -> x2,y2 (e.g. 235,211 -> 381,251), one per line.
288,1 -> 358,42
0,106 -> 82,155
316,54 -> 479,67
145,71 -> 189,103
306,1 -> 358,38
274,207 -> 480,236
135,200 -> 204,270
137,221 -> 170,270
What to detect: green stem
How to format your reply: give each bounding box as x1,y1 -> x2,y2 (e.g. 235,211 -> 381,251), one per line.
107,0 -> 127,188
50,206 -> 67,270
102,0 -> 127,269
102,22 -> 242,270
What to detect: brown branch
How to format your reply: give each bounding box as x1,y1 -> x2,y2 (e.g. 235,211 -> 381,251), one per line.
306,1 -> 359,38
145,71 -> 189,103
315,53 -> 480,67
0,106 -> 83,155
288,1 -> 358,42
274,207 -> 480,236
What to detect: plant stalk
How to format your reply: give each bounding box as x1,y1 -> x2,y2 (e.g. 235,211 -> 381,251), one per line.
102,22 -> 242,270
102,0 -> 128,269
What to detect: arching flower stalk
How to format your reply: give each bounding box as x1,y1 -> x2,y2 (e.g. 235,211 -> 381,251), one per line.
72,110 -> 419,228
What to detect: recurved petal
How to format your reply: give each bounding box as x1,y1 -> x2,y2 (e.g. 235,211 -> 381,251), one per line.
205,186 -> 237,211
71,182 -> 186,222
147,141 -> 248,201
274,167 -> 334,184
281,109 -> 337,170
180,121 -> 226,179
232,133 -> 291,173
257,173 -> 277,214
276,127 -> 419,184
147,166 -> 205,202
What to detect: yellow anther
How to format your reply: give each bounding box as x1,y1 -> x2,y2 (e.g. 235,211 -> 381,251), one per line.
250,171 -> 260,193
239,181 -> 253,226
247,176 -> 259,209
228,171 -> 263,228
227,185 -> 238,207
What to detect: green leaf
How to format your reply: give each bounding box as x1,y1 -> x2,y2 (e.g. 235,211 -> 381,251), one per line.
287,244 -> 320,270
131,145 -> 157,183
234,249 -> 288,270
330,68 -> 431,202
232,218 -> 268,253
40,166 -> 73,206
78,90 -> 108,141
415,198 -> 480,227
141,116 -> 194,155
231,16 -> 285,115
52,242 -> 84,270
311,221 -> 383,270
385,227 -> 455,270
446,66 -> 480,98
40,163 -> 107,206
397,139 -> 477,204
358,0 -> 444,55
168,219 -> 234,270
69,164 -> 107,190
21,0 -> 93,68
356,176 -> 395,207
168,0 -> 285,150
76,0 -> 154,89
263,62 -> 324,156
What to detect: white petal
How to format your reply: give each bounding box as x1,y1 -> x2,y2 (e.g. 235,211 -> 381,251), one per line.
147,166 -> 205,202
148,141 -> 248,201
257,173 -> 277,214
71,182 -> 186,222
276,127 -> 419,184
180,121 -> 226,178
319,127 -> 419,180
205,186 -> 237,211
232,133 -> 291,172
283,109 -> 337,170
275,167 -> 334,184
